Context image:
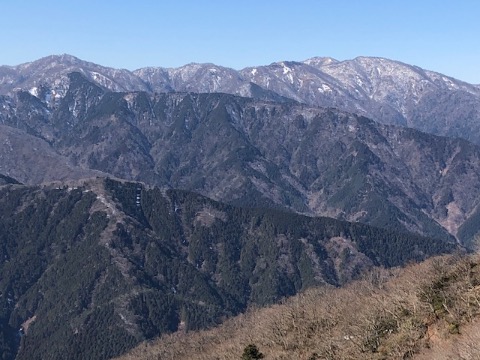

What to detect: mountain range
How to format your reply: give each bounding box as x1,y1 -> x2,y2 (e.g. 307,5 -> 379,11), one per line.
1,54 -> 480,359
2,54 -> 480,145
1,68 -> 480,246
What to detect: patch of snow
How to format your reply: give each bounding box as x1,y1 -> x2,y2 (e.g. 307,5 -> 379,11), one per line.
282,63 -> 292,75
441,76 -> 459,90
29,87 -> 39,97
354,75 -> 365,87
123,93 -> 135,109
317,84 -> 332,93
287,73 -> 294,84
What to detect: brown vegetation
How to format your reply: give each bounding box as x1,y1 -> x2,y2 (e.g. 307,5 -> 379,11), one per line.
116,253 -> 480,360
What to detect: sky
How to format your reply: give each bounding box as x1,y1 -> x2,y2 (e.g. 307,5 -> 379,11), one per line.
1,0 -> 479,84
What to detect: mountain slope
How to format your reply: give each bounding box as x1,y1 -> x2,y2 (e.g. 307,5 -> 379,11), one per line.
0,178 -> 455,359
117,253 -> 480,360
0,124 -> 103,183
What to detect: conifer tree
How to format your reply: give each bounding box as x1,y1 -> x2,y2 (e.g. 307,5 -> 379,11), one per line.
241,344 -> 264,359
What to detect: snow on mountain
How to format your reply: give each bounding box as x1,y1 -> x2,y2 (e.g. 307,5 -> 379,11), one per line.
1,54 -> 480,144
134,63 -> 245,94
0,54 -> 150,100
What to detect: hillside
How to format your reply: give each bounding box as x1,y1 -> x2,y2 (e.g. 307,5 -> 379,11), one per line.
117,253 -> 480,360
0,178 -> 456,360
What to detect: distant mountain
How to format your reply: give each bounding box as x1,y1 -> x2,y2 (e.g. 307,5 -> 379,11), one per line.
0,178 -> 454,360
1,54 -> 480,144
2,73 -> 480,246
0,54 -> 149,96
242,57 -> 480,143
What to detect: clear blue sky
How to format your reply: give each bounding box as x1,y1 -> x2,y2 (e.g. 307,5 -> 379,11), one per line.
2,0 -> 479,83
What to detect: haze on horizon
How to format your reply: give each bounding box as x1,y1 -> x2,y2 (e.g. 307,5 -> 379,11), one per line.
1,0 -> 479,84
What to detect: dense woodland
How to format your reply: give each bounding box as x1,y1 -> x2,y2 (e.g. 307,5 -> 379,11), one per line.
0,178 -> 457,359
